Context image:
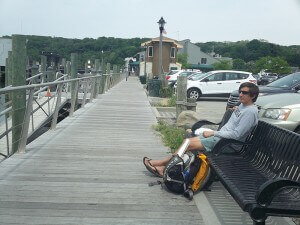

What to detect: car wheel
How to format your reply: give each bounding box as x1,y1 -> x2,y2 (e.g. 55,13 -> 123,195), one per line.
187,88 -> 201,100
295,127 -> 300,134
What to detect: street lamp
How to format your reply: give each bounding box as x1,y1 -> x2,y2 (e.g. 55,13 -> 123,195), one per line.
101,50 -> 104,64
144,46 -> 147,77
157,17 -> 166,80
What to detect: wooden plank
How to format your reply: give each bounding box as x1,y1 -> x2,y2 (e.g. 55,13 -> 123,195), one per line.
0,77 -> 203,225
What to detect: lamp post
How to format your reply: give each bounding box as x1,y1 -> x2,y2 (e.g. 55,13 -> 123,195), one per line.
144,46 -> 147,77
157,17 -> 166,81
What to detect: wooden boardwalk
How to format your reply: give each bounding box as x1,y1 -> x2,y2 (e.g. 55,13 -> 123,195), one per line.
0,77 -> 203,225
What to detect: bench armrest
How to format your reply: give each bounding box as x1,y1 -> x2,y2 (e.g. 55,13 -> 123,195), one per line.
211,138 -> 250,156
256,178 -> 300,207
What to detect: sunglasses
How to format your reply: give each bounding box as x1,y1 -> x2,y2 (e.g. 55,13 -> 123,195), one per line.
239,90 -> 251,95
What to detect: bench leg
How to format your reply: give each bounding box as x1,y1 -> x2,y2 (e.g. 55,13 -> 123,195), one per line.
253,221 -> 265,225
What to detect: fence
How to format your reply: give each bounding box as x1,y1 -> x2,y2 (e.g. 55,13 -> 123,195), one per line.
0,70 -> 123,160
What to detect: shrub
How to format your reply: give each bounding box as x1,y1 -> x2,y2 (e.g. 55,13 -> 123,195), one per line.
167,94 -> 176,107
159,86 -> 173,98
154,121 -> 186,153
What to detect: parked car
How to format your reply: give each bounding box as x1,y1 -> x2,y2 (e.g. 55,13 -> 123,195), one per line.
186,70 -> 257,100
227,72 -> 300,109
255,92 -> 300,134
166,70 -> 196,87
258,74 -> 278,85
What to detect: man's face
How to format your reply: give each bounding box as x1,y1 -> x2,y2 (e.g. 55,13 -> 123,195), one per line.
239,87 -> 254,105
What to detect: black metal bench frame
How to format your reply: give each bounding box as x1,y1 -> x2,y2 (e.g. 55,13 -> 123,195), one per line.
206,120 -> 300,225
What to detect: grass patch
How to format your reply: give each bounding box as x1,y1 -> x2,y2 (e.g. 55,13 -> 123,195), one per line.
154,121 -> 186,153
167,95 -> 176,107
151,94 -> 177,107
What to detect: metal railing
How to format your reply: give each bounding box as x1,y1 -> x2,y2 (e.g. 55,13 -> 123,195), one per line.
0,71 -> 123,159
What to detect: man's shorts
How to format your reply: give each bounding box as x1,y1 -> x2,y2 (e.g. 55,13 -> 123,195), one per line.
199,134 -> 221,152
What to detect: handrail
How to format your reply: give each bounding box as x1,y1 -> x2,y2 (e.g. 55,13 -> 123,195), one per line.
0,70 -> 124,158
26,72 -> 44,81
0,72 -> 117,94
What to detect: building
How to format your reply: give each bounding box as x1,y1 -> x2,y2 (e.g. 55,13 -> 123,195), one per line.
140,36 -> 182,77
178,39 -> 232,71
0,38 -> 12,86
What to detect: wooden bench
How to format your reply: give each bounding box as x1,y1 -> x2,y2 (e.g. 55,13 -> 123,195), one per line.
206,120 -> 300,225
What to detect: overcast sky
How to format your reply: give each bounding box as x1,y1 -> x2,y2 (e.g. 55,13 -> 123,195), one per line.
1,0 -> 300,46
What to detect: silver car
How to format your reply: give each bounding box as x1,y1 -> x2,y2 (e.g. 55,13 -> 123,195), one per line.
256,92 -> 300,134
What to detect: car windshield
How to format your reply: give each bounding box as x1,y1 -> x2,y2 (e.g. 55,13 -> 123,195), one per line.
267,73 -> 300,88
191,72 -> 212,81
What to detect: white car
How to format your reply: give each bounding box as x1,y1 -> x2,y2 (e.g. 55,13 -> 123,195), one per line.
256,92 -> 300,134
166,70 -> 196,87
187,70 -> 257,99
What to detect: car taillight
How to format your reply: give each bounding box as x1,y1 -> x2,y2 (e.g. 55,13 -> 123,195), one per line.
166,75 -> 170,80
249,80 -> 257,84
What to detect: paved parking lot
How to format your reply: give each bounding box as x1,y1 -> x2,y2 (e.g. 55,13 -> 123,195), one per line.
196,98 -> 227,123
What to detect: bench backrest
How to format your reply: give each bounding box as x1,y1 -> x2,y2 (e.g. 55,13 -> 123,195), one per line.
217,109 -> 233,131
240,120 -> 300,182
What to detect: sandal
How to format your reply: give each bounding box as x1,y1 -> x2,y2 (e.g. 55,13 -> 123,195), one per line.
143,157 -> 163,178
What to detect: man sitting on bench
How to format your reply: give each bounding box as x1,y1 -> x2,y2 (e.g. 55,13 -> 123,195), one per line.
143,82 -> 259,178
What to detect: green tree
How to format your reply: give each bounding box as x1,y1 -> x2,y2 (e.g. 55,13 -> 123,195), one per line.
254,56 -> 291,74
232,58 -> 247,70
176,53 -> 189,69
213,60 -> 232,70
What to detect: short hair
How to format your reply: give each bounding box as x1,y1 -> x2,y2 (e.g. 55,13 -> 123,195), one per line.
239,82 -> 259,102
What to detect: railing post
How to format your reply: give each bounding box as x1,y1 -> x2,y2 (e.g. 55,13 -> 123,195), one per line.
70,80 -> 79,117
82,81 -> 88,107
65,61 -> 71,92
40,55 -> 47,98
5,113 -> 10,156
5,51 -> 12,108
105,63 -> 111,92
112,65 -> 118,87
89,78 -> 95,102
11,35 -> 27,154
176,76 -> 187,119
18,88 -> 34,153
51,84 -> 63,130
61,58 -> 66,74
93,59 -> 100,98
70,53 -> 78,113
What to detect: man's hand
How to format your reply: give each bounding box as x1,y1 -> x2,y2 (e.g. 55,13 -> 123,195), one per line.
203,130 -> 214,138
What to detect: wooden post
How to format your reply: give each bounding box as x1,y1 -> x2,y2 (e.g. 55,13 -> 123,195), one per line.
99,62 -> 106,94
105,63 -> 111,91
65,61 -> 71,75
65,61 -> 71,92
187,98 -> 197,112
31,63 -> 39,84
94,59 -> 100,97
61,58 -> 66,74
40,55 -> 47,84
176,76 -> 187,119
70,53 -> 78,113
113,65 -> 118,86
51,84 -> 63,129
6,51 -> 12,87
11,35 -> 27,153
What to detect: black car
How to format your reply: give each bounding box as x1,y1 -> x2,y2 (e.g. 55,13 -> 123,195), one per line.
258,74 -> 278,85
227,72 -> 300,109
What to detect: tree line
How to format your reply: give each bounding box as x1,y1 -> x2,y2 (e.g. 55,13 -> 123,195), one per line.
195,39 -> 300,74
3,35 -> 149,68
2,35 -> 300,74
